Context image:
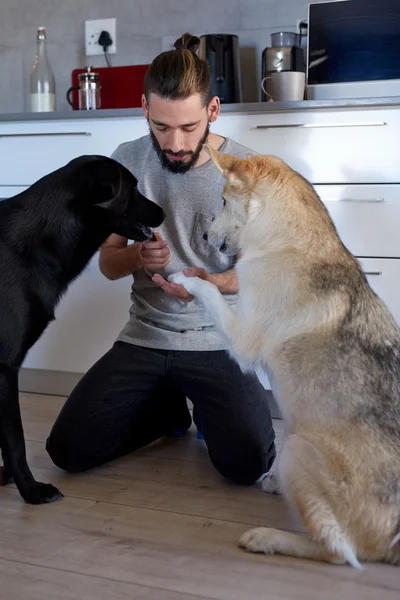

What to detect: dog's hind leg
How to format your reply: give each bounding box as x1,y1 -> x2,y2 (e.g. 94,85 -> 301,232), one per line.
239,434 -> 362,568
0,367 -> 63,504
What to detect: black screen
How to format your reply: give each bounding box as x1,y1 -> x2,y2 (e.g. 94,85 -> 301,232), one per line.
308,0 -> 400,84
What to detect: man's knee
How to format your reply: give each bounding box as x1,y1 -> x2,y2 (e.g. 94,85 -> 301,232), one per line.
46,433 -> 89,473
210,438 -> 276,486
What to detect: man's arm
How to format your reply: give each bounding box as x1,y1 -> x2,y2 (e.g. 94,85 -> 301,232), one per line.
204,268 -> 238,294
99,232 -> 171,281
99,234 -> 143,280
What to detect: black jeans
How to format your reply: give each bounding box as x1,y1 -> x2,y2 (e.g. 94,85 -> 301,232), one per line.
46,341 -> 276,485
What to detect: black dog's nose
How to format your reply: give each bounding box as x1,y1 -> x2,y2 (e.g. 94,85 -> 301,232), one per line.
220,242 -> 227,252
203,232 -> 208,241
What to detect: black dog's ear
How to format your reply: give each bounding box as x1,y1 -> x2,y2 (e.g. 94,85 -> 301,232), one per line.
90,159 -> 124,210
93,183 -> 120,210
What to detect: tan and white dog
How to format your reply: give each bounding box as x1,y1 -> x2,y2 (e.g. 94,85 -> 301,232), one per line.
169,146 -> 400,569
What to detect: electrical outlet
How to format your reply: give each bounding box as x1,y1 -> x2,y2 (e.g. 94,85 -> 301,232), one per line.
296,18 -> 307,31
85,18 -> 116,56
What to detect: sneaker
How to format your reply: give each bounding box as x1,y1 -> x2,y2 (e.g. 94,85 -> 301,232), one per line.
196,428 -> 205,441
169,426 -> 190,437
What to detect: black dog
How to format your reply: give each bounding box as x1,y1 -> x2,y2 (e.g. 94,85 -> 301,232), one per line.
0,155 -> 164,505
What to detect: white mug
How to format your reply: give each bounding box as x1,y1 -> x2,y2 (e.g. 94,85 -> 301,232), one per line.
261,71 -> 305,102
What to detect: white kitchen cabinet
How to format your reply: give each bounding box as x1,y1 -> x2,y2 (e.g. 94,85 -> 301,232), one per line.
1,104 -> 399,396
0,118 -> 148,375
212,108 -> 400,184
316,184 -> 400,258
0,117 -> 148,186
359,258 -> 400,326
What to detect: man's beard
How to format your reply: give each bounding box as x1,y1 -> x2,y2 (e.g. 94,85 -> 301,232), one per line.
149,122 -> 210,174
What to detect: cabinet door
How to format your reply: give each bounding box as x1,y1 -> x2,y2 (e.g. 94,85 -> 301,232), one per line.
212,108 -> 400,184
315,184 -> 400,258
358,258 -> 400,327
22,256 -> 133,373
0,117 -> 149,186
0,127 -> 95,186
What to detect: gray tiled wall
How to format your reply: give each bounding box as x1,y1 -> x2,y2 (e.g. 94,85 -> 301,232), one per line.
0,0 -> 324,113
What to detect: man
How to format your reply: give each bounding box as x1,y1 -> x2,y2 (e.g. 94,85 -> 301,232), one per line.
46,33 -> 276,485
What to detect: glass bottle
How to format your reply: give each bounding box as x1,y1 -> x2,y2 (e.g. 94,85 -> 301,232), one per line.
30,26 -> 56,112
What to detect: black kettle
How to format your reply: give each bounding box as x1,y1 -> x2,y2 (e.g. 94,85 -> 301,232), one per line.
199,34 -> 243,104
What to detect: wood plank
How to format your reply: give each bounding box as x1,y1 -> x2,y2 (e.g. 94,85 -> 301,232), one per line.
18,394 -> 294,531
1,394 -> 399,600
1,489 -> 399,600
21,439 -> 298,531
0,558 -> 209,600
19,393 -> 64,445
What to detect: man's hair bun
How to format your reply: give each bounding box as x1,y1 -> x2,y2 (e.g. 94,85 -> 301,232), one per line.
174,33 -> 200,53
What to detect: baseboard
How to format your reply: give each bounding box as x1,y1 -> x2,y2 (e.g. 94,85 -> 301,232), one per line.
19,368 -> 282,418
19,368 -> 83,397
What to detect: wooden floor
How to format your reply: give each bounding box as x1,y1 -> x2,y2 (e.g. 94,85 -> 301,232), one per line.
1,395 -> 399,600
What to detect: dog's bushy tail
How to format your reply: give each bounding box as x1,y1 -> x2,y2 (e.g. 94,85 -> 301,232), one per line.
334,537 -> 363,570
312,518 -> 362,569
385,530 -> 400,565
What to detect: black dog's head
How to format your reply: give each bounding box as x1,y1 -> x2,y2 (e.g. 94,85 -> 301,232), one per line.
68,155 -> 165,241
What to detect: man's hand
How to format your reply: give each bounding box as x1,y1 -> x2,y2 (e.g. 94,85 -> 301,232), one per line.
140,232 -> 170,271
152,267 -> 210,302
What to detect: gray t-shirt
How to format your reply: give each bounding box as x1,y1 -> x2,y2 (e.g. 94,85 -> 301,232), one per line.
111,133 -> 254,351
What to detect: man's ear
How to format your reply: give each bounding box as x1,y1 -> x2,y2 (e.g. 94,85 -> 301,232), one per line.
204,144 -> 252,189
142,93 -> 149,119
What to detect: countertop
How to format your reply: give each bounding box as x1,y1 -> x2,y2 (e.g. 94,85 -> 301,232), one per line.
0,97 -> 399,122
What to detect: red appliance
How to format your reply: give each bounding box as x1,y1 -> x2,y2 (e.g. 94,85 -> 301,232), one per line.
70,65 -> 149,109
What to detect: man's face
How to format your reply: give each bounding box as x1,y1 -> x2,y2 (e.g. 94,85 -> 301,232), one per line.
142,92 -> 219,174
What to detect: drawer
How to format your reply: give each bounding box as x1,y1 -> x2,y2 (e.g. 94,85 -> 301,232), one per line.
213,108 -> 400,184
314,184 -> 400,258
0,117 -> 149,186
0,127 -> 95,186
358,258 -> 400,327
0,185 -> 28,200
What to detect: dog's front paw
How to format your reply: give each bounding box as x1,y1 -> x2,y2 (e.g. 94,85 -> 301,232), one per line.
168,272 -> 202,295
239,527 -> 280,555
23,482 -> 64,505
168,271 -> 188,286
260,472 -> 280,495
0,465 -> 13,486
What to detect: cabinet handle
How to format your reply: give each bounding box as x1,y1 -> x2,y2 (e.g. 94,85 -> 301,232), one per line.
324,198 -> 385,203
255,121 -> 387,130
0,132 -> 91,138
363,271 -> 382,276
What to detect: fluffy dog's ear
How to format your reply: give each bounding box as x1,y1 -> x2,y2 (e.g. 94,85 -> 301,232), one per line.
204,145 -> 252,189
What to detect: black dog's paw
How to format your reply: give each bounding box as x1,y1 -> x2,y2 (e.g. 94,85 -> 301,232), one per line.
0,465 -> 14,486
24,482 -> 64,505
